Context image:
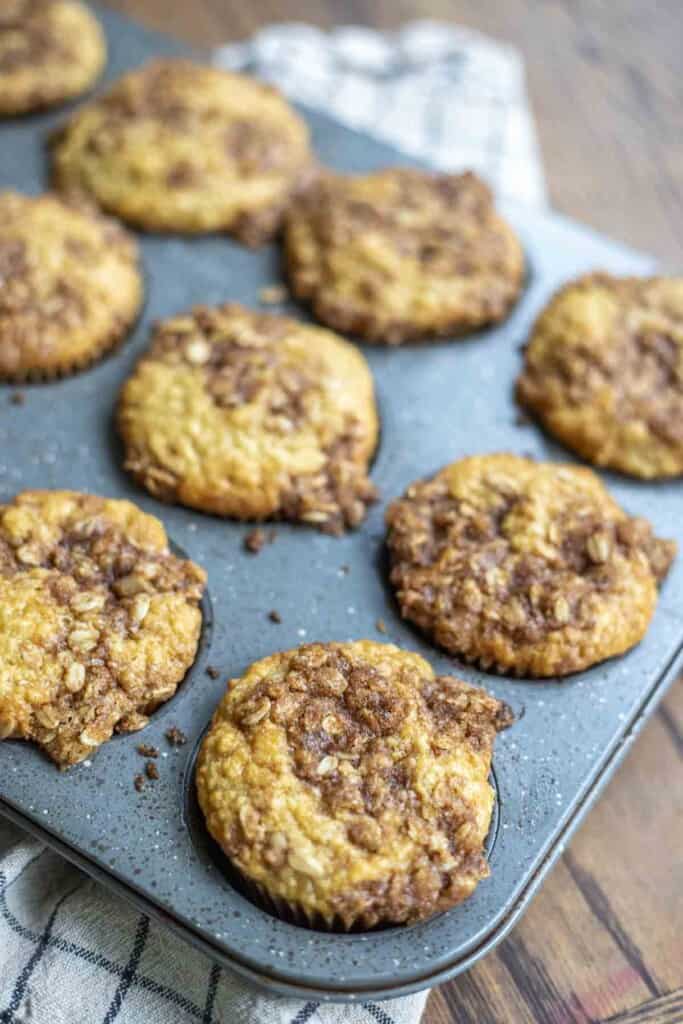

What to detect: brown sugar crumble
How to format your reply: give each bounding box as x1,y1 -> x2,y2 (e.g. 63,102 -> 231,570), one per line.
244,528 -> 266,554
134,774 -> 145,793
137,744 -> 159,759
165,726 -> 187,747
145,760 -> 160,780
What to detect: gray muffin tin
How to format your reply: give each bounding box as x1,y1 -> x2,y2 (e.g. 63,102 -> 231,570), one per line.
0,6 -> 682,1004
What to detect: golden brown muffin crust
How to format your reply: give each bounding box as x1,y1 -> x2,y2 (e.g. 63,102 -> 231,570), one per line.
0,191 -> 142,380
0,0 -> 105,116
285,169 -> 524,344
197,640 -> 512,928
50,58 -> 314,243
118,304 -> 379,533
517,273 -> 683,479
0,490 -> 206,767
386,454 -> 675,677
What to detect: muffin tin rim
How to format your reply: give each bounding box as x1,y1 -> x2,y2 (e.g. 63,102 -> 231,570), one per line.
0,3 -> 680,1002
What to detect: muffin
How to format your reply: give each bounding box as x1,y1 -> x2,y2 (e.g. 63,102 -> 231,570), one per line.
117,303 -> 379,534
0,191 -> 142,380
386,454 -> 676,677
50,58 -> 314,244
285,169 -> 524,344
197,640 -> 512,928
0,490 -> 206,767
0,0 -> 105,116
517,273 -> 683,479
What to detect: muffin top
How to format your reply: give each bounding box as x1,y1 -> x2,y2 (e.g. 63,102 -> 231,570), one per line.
197,640 -> 512,928
285,169 -> 524,344
517,273 -> 683,479
386,454 -> 676,677
0,191 -> 142,379
51,58 -> 313,243
0,490 -> 205,766
117,303 -> 379,533
0,0 -> 106,116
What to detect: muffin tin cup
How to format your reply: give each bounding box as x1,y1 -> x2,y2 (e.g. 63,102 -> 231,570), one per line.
0,5 -> 682,1003
186,724 -> 502,937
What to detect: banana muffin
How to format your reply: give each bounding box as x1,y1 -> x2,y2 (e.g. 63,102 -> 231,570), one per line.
117,303 -> 379,534
50,58 -> 314,244
517,273 -> 683,479
285,169 -> 524,344
197,640 -> 512,929
386,454 -> 676,677
0,191 -> 142,380
0,490 -> 206,767
0,0 -> 105,116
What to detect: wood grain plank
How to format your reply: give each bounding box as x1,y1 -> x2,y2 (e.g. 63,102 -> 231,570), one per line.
603,988 -> 683,1024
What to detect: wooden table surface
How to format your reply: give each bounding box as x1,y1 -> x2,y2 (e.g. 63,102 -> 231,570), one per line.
106,3 -> 683,1022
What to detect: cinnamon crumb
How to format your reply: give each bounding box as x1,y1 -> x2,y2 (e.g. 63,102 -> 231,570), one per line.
165,726 -> 187,747
206,665 -> 220,679
145,760 -> 159,780
268,609 -> 282,623
244,528 -> 266,554
137,744 -> 159,758
134,774 -> 145,792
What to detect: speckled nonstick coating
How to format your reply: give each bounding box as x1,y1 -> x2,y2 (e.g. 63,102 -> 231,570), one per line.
0,6 -> 682,1003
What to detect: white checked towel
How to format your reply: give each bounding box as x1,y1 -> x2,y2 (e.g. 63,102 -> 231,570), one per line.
0,20 -> 546,1024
